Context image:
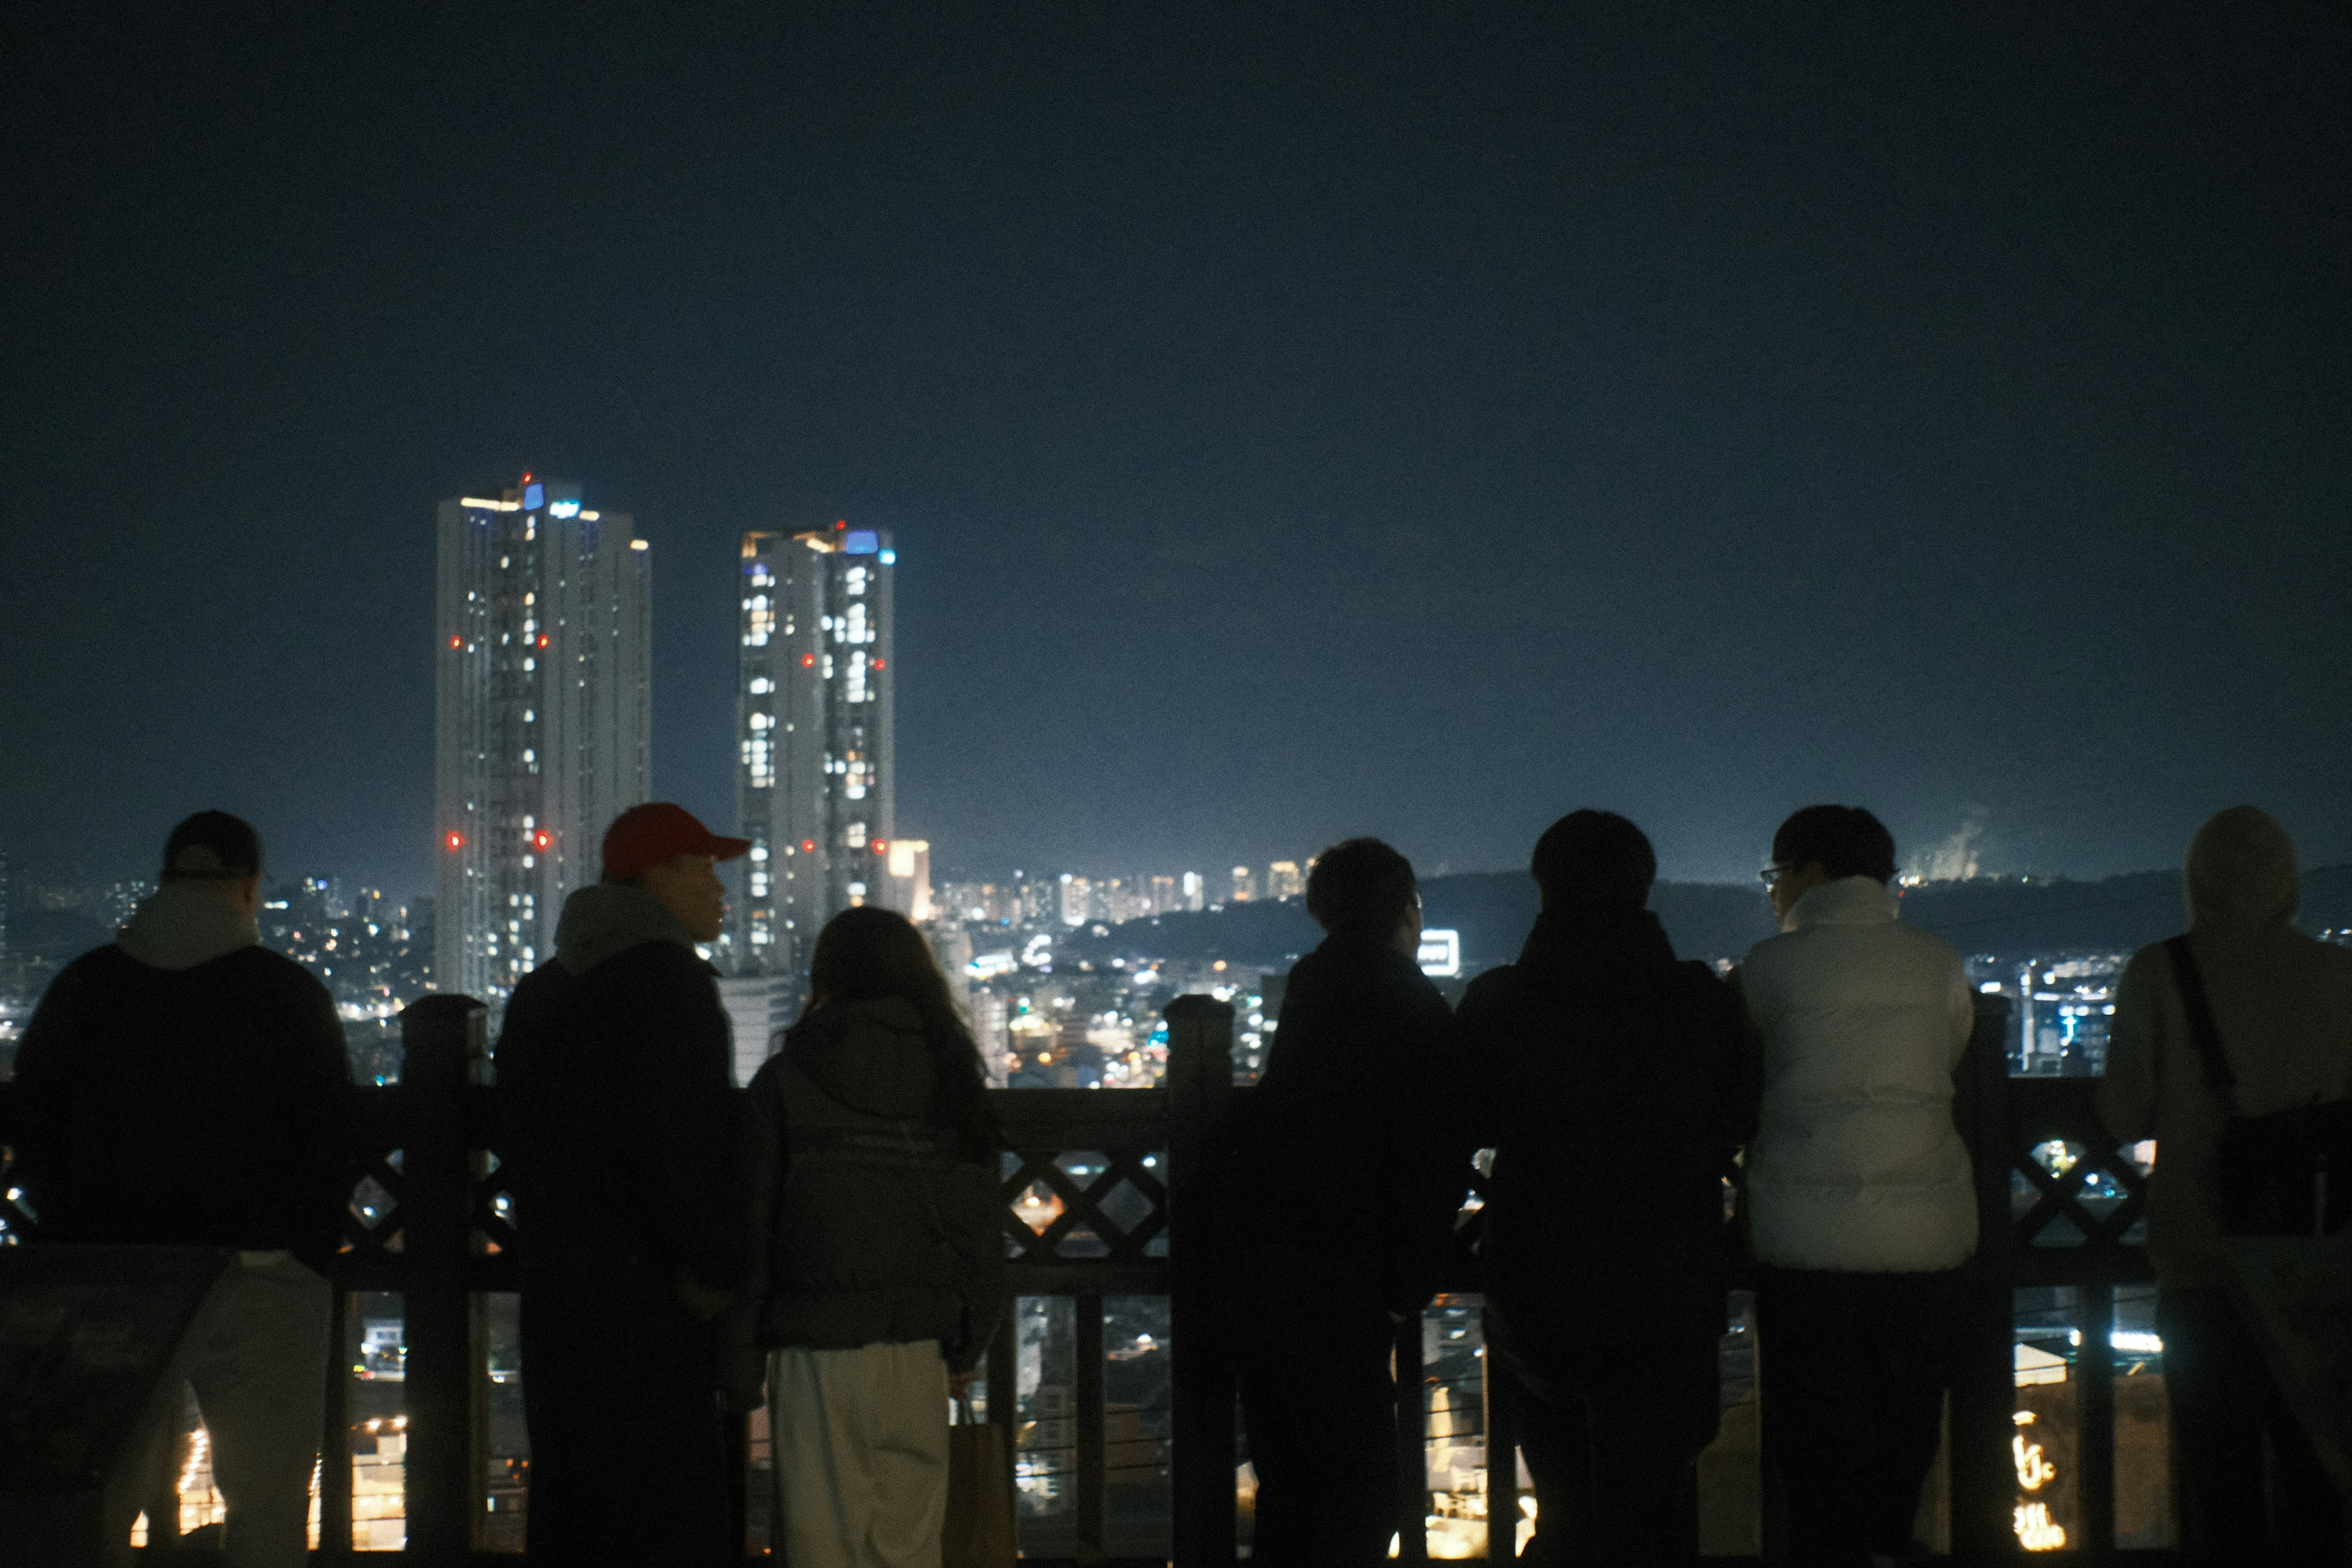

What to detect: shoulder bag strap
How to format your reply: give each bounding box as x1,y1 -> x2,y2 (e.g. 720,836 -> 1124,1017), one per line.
2164,935 -> 2241,1118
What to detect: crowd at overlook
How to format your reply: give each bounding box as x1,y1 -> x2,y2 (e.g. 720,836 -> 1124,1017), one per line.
7,799 -> 2348,1567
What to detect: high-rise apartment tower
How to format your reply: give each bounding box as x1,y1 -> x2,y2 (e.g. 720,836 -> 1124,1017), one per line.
730,522 -> 895,975
435,477 -> 650,1003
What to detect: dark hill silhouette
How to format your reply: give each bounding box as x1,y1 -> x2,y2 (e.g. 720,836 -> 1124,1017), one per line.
1058,864 -> 2352,974
10,905 -> 115,965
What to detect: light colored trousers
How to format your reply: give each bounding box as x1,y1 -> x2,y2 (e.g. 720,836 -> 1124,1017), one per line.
767,1339 -> 951,1568
127,1252 -> 331,1568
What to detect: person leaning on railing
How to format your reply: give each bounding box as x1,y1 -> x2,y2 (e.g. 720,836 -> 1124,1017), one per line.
731,905 -> 1005,1568
1219,837 -> 1461,1568
1455,810 -> 1750,1568
495,803 -> 753,1567
1738,805 -> 1977,1568
11,810 -> 350,1568
2097,805 -> 2351,1563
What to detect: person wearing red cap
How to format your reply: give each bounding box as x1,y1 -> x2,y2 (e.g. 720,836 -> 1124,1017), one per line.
496,802 -> 753,1566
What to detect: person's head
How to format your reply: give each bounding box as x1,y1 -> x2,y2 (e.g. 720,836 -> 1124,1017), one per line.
1765,804 -> 1898,922
808,905 -> 959,1017
2185,805 -> 2299,930
601,803 -> 749,943
1304,838 -> 1421,954
1530,810 -> 1656,911
160,810 -> 264,916
805,905 -> 992,1141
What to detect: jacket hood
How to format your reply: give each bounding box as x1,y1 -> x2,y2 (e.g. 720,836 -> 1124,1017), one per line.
554,882 -> 699,975
788,997 -> 936,1120
1515,905 -> 1677,1003
1783,875 -> 1898,934
2185,805 -> 2299,930
117,880 -> 262,971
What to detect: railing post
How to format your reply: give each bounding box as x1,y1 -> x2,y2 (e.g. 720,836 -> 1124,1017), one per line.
1075,1290 -> 1107,1561
1392,1314 -> 1429,1565
1484,1330 -> 1521,1561
1951,994 -> 2018,1564
1166,994 -> 1237,1568
401,995 -> 486,1563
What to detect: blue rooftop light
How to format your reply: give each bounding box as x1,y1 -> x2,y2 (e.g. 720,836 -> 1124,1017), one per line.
878,548 -> 897,565
843,530 -> 880,555
522,482 -> 545,510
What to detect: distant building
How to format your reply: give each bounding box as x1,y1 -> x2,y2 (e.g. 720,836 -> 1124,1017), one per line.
1265,861 -> 1303,901
2017,956 -> 2122,1077
1231,866 -> 1257,903
730,523 -> 895,976
1060,874 -> 1091,927
876,839 -> 933,921
715,974 -> 796,1087
1182,872 -> 1205,912
435,477 -> 650,1004
1148,875 -> 1178,914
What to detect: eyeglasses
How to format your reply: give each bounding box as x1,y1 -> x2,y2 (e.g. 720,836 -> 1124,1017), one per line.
1758,865 -> 1789,886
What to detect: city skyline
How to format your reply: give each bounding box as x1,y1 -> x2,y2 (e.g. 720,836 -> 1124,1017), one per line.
6,9 -> 2348,902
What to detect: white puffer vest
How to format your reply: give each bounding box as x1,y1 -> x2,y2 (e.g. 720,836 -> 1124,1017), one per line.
1740,876 -> 1978,1272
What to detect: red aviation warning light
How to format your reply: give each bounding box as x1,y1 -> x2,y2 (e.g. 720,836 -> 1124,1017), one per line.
801,653 -> 816,667
872,658 -> 885,669
445,832 -> 465,851
872,839 -> 888,854
537,634 -> 549,647
449,635 -> 462,649
532,831 -> 552,850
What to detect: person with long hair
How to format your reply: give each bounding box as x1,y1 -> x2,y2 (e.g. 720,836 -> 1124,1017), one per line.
738,905 -> 1005,1567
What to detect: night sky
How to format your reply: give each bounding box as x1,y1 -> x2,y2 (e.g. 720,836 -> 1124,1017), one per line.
5,4 -> 2346,899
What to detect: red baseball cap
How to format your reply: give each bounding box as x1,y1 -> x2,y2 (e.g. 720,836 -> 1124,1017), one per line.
602,803 -> 751,882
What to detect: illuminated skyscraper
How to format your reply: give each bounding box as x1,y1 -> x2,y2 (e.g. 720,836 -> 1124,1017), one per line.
730,522 -> 895,975
435,478 -> 650,1003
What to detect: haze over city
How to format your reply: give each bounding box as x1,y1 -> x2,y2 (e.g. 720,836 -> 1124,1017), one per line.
4,5 -> 2347,898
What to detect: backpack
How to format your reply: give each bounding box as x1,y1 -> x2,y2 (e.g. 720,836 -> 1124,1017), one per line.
2166,935 -> 2352,1238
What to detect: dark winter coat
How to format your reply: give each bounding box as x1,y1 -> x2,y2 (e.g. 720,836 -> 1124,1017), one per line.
12,889 -> 352,1273
740,998 -> 1005,1373
1228,933 -> 1464,1316
1458,907 -> 1749,1342
496,883 -> 747,1290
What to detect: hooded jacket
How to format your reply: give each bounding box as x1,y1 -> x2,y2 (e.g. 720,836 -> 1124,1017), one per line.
11,881 -> 351,1270
1458,906 -> 1749,1341
495,883 -> 747,1289
2099,807 -> 2352,1287
739,998 -> 1005,1371
1738,876 -> 1978,1273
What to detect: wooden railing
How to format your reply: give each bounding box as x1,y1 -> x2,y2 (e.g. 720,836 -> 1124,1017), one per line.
2,991 -> 2199,1564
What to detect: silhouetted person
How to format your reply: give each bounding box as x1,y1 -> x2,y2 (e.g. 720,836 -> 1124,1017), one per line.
1223,837 -> 1460,1567
1739,805 -> 1975,1568
2100,807 -> 2350,1565
13,811 -> 349,1568
1457,811 -> 1747,1567
497,804 -> 752,1566
736,905 -> 1005,1568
